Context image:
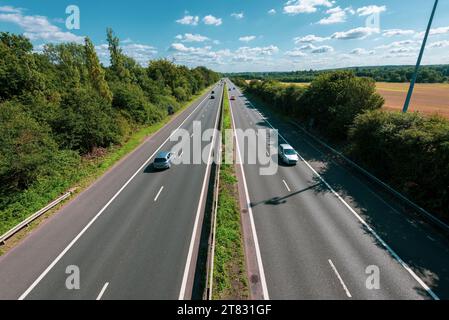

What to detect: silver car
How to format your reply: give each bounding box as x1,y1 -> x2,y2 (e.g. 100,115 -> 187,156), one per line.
279,144 -> 299,165
153,151 -> 174,170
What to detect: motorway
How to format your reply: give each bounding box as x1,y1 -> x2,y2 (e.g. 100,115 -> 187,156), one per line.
1,78 -> 448,301
0,85 -> 223,300
226,79 -> 449,300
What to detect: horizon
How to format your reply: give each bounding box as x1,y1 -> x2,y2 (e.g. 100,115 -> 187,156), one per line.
223,63 -> 449,74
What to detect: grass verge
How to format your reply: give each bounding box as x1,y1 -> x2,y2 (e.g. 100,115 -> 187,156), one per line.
212,85 -> 249,300
0,87 -> 211,255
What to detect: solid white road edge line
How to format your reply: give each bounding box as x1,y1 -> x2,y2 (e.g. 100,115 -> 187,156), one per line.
228,83 -> 270,300
96,282 -> 109,300
154,186 -> 164,202
239,86 -> 440,301
18,90 -> 213,300
328,260 -> 352,298
178,87 -> 223,300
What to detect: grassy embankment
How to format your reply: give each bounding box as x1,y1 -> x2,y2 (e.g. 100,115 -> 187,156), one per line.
212,85 -> 249,300
0,87 -> 211,255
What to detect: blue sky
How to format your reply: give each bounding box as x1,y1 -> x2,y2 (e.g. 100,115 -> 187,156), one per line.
1,0 -> 449,72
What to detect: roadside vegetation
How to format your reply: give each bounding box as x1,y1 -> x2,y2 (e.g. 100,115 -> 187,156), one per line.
227,65 -> 449,83
213,85 -> 249,300
0,30 -> 219,236
233,72 -> 449,222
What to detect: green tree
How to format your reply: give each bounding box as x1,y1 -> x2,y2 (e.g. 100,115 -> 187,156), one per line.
106,28 -> 131,83
0,33 -> 45,101
53,88 -> 120,153
84,37 -> 113,103
110,82 -> 164,125
299,71 -> 384,140
0,101 -> 59,190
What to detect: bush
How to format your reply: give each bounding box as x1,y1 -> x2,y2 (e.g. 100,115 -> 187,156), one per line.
0,101 -> 60,190
349,110 -> 449,218
246,80 -> 306,116
111,82 -> 164,125
152,94 -> 181,114
53,87 -> 121,153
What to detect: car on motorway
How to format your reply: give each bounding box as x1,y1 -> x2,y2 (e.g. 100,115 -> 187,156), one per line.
230,96 -> 236,100
153,151 -> 174,170
211,95 -> 215,99
279,144 -> 299,165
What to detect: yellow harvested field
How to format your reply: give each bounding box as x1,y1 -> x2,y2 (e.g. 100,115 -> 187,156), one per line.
281,82 -> 449,118
376,82 -> 449,118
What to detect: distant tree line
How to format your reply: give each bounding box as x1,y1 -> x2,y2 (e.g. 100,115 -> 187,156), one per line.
0,30 -> 219,212
234,72 -> 449,220
227,65 -> 449,83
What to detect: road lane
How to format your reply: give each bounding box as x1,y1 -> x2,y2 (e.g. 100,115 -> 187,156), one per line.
0,84 -> 223,300
227,79 -> 449,300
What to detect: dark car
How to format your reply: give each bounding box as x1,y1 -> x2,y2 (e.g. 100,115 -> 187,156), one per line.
211,95 -> 215,99
153,151 -> 174,170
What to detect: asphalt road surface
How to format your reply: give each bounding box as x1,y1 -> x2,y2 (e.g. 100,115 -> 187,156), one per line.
0,84 -> 223,300
226,79 -> 449,300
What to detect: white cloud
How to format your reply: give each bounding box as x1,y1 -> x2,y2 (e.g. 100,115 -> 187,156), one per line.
268,9 -> 277,15
175,33 -> 209,42
231,12 -> 244,19
429,26 -> 449,36
299,44 -> 334,53
285,49 -> 307,57
389,47 -> 412,54
383,29 -> 415,37
429,40 -> 449,48
311,45 -> 334,53
96,42 -> 157,66
0,8 -> 84,43
350,48 -> 375,55
233,46 -> 279,62
176,15 -> 199,26
283,0 -> 333,15
374,39 -> 419,58
318,6 -> 354,25
235,45 -> 279,56
376,40 -> 419,50
357,5 -> 387,16
413,26 -> 449,40
294,34 -> 329,43
122,43 -> 158,64
0,5 -> 22,13
239,35 -> 256,42
169,43 -> 279,66
170,43 -> 205,53
331,27 -> 379,40
203,15 -> 222,26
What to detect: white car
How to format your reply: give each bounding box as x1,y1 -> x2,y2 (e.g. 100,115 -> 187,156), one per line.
279,144 -> 299,165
